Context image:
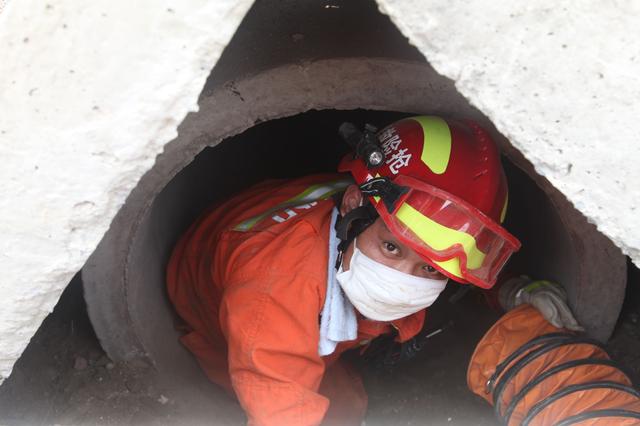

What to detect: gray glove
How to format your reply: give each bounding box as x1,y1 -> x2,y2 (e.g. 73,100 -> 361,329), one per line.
499,276 -> 584,332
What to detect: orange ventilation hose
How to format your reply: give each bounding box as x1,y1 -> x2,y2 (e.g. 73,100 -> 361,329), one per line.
468,305 -> 640,425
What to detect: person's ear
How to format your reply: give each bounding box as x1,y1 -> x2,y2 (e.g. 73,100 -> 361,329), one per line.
340,185 -> 364,216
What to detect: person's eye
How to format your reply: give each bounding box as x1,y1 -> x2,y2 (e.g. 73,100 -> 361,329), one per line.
382,241 -> 400,255
422,264 -> 446,279
423,264 -> 437,273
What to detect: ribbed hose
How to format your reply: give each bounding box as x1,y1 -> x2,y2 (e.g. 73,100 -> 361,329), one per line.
467,305 -> 640,426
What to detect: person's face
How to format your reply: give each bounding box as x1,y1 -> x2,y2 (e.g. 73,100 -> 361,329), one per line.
339,185 -> 447,280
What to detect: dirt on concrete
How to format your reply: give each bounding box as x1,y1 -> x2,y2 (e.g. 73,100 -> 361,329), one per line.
1,267 -> 639,426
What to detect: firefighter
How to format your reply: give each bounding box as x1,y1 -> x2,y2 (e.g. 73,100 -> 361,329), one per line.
166,116 -> 580,425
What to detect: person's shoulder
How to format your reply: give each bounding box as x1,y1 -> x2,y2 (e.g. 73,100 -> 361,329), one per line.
216,172 -> 348,287
228,173 -> 350,234
221,216 -> 329,314
227,213 -> 329,282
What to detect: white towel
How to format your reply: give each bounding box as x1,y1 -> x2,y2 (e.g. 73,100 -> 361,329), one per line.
318,208 -> 358,356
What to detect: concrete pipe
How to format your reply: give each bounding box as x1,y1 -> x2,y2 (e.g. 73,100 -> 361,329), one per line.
82,0 -> 626,387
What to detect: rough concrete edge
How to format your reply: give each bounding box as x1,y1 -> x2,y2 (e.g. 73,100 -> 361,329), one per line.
0,0 -> 255,383
376,0 -> 638,267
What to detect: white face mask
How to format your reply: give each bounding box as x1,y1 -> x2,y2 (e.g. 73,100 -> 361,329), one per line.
336,240 -> 448,321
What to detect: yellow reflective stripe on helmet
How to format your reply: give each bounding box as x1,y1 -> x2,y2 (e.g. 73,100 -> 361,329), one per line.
412,116 -> 452,175
233,179 -> 351,231
434,258 -> 464,279
499,192 -> 508,224
395,202 -> 486,271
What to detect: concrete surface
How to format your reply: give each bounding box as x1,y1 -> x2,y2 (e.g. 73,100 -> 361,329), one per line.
378,0 -> 640,263
1,0 -> 639,387
0,0 -> 253,382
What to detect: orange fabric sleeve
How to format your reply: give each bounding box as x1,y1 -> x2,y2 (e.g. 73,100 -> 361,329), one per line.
218,220 -> 331,426
220,271 -> 329,426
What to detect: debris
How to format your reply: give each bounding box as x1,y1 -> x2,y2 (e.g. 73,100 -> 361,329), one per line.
158,395 -> 169,405
73,356 -> 88,371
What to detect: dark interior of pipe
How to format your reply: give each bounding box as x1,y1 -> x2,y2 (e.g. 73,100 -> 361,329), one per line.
130,109 -> 572,390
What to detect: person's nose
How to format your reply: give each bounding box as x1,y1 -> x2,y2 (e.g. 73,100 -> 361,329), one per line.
394,259 -> 420,277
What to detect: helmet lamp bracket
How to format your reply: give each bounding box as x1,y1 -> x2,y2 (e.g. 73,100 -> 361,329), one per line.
359,177 -> 408,214
338,122 -> 385,169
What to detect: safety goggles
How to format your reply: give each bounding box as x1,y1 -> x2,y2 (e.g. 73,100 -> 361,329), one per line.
371,175 -> 521,289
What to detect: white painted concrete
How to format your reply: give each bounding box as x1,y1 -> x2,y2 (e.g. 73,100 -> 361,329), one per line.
1,0 -> 639,385
378,0 -> 640,264
0,0 -> 252,382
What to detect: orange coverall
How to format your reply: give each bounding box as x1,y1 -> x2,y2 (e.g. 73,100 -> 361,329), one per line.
166,173 -> 425,426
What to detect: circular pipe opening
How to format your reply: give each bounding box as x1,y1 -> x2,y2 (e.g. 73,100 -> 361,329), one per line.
126,109 -> 575,380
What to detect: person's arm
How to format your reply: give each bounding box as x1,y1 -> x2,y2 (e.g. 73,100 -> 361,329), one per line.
220,270 -> 329,426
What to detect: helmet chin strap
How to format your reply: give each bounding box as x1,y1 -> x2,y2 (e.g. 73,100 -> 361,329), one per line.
333,201 -> 378,270
332,178 -> 407,270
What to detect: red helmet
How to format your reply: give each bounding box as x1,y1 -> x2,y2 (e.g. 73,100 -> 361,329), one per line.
338,116 -> 521,289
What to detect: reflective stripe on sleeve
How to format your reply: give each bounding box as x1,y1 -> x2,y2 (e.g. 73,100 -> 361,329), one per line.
233,179 -> 351,231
